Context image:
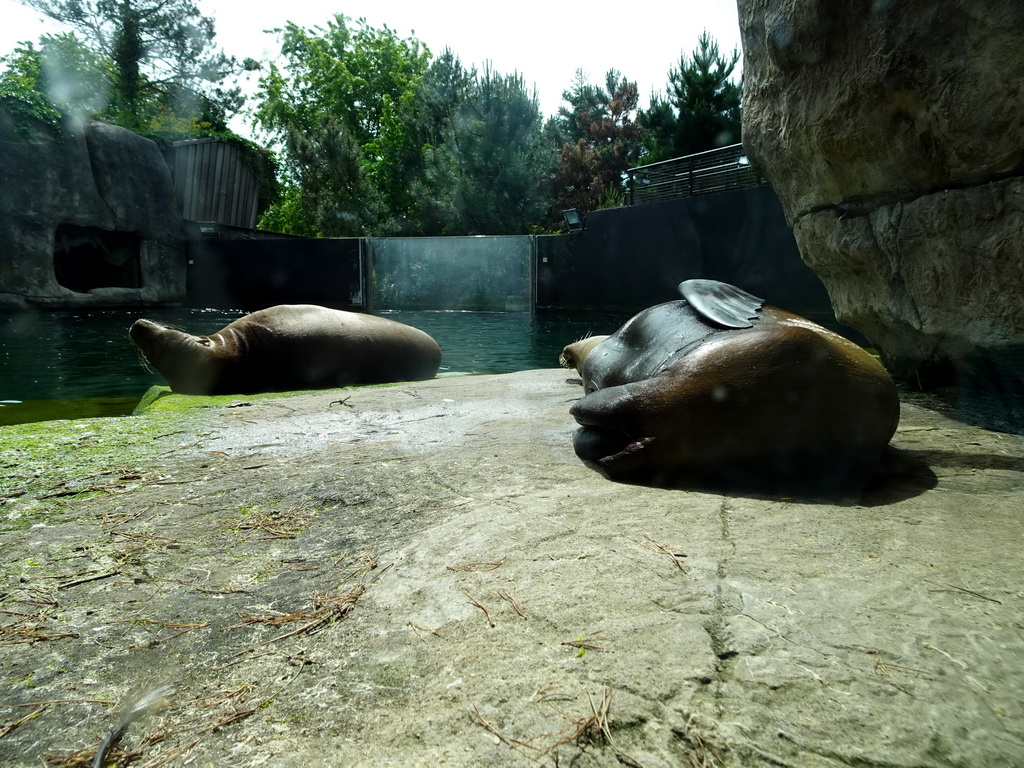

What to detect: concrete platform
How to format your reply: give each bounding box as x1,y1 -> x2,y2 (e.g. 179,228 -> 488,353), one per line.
1,370 -> 1022,766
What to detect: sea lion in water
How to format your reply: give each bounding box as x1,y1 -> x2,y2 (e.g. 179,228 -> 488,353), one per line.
131,305 -> 442,395
561,280 -> 900,495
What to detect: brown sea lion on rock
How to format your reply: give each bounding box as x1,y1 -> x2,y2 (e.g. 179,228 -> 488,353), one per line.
131,305 -> 442,395
561,280 -> 900,496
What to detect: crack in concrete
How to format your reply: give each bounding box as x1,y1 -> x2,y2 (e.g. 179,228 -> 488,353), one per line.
703,496 -> 740,715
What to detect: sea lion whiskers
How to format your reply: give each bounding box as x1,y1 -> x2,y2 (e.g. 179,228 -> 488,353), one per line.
560,333 -> 610,372
132,341 -> 154,373
559,331 -> 593,368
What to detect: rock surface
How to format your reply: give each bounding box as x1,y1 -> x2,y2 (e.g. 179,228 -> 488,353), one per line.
1,370 -> 1022,766
0,112 -> 184,309
738,0 -> 1024,415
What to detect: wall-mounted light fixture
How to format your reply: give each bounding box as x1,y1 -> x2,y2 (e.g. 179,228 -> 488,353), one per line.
562,209 -> 584,233
197,221 -> 221,239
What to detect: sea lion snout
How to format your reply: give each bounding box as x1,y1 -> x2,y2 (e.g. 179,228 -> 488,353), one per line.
129,319 -> 178,365
560,335 -> 610,373
129,318 -> 160,343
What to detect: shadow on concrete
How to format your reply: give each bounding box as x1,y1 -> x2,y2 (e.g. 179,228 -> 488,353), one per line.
568,436 -> 940,508
859,446 -> 939,507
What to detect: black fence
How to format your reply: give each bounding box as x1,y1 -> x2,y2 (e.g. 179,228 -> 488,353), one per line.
626,144 -> 767,205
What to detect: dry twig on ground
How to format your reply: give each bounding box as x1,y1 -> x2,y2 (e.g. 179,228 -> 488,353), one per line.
498,591 -> 526,619
465,592 -> 496,627
410,622 -> 441,641
225,504 -> 314,541
0,706 -> 46,739
447,561 -> 503,572
0,590 -> 79,646
228,584 -> 367,656
625,532 -> 688,572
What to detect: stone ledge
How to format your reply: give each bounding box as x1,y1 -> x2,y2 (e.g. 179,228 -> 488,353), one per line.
1,370 -> 1021,766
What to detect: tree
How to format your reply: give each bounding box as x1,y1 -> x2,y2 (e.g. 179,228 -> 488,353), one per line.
545,69 -> 608,148
253,15 -> 430,236
17,0 -> 242,130
409,49 -> 472,152
0,35 -> 109,135
417,65 -> 551,235
253,18 -> 554,236
395,48 -> 473,234
548,69 -> 643,223
641,31 -> 742,162
550,138 -> 603,214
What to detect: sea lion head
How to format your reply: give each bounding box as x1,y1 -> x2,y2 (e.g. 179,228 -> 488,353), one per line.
559,335 -> 610,373
130,319 -> 231,395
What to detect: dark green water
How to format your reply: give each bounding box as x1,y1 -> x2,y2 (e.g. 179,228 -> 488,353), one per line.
0,308 -> 630,425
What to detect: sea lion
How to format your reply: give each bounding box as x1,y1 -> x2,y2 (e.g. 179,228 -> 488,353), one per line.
561,279 -> 900,496
130,305 -> 442,395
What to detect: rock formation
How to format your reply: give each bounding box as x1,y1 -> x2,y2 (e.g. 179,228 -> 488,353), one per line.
738,0 -> 1024,428
0,111 -> 185,309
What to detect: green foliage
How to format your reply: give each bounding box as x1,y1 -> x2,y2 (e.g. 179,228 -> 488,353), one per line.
21,34 -> 111,121
641,31 -> 742,162
546,69 -> 610,148
596,181 -> 626,210
253,15 -> 430,236
18,0 -> 242,131
258,184 -> 320,237
253,19 -> 551,237
248,27 -> 740,238
416,65 -> 551,235
0,42 -> 64,138
0,32 -> 127,139
547,69 -> 643,225
411,48 -> 472,151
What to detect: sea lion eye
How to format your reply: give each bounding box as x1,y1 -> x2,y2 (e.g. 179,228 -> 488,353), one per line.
584,381 -> 597,395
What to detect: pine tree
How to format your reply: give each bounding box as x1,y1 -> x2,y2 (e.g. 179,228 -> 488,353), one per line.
641,31 -> 742,162
548,69 -> 643,223
419,65 -> 550,235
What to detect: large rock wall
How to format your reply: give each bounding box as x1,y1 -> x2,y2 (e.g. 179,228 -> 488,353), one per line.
738,0 -> 1024,425
0,111 -> 185,309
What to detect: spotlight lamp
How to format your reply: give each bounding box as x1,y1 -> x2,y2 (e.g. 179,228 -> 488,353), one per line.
562,209 -> 584,233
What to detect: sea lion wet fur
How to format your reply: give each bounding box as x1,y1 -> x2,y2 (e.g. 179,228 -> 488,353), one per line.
561,280 -> 900,496
130,304 -> 442,395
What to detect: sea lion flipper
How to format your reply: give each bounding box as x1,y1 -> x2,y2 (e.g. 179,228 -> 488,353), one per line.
678,279 -> 764,329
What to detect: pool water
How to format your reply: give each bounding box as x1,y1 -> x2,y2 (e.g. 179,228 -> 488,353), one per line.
0,308 -> 630,425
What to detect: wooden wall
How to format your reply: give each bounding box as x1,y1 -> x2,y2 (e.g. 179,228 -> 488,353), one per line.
163,139 -> 260,229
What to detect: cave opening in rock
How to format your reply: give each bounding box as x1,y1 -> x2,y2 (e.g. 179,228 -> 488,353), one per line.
53,224 -> 143,293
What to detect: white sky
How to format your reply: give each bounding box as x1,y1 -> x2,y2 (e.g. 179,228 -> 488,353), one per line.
0,0 -> 743,137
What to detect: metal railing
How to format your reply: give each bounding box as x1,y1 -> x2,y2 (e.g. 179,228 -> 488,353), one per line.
626,144 -> 766,205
